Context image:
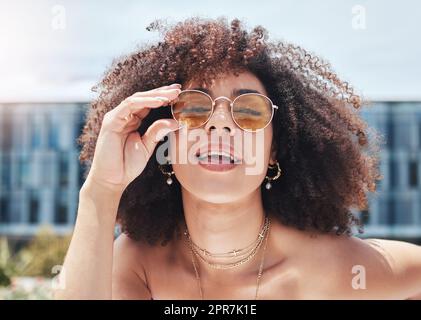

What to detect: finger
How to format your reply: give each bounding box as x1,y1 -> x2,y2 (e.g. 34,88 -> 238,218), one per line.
122,111 -> 146,124
142,118 -> 180,156
105,87 -> 182,134
119,114 -> 143,134
113,96 -> 172,121
133,88 -> 182,101
137,83 -> 181,96
102,97 -> 168,134
116,88 -> 181,123
135,85 -> 181,95
152,83 -> 182,91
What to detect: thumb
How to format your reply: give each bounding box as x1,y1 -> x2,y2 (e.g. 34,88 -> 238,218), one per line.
142,118 -> 180,155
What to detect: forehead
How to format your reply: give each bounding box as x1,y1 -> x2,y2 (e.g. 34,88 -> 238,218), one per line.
184,70 -> 267,96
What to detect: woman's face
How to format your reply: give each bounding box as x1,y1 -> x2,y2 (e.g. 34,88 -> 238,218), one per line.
170,70 -> 275,203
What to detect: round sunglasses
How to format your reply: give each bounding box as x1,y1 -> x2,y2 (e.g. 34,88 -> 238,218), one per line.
170,89 -> 278,132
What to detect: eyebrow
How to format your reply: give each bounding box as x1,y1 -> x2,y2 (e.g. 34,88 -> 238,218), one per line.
190,87 -> 262,97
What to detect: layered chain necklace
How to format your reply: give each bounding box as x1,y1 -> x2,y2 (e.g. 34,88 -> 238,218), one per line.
183,216 -> 271,300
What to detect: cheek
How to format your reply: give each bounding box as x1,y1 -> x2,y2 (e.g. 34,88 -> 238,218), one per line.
242,126 -> 273,165
265,125 -> 274,159
169,132 -> 195,179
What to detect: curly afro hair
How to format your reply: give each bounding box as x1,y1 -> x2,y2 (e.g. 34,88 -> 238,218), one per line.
77,16 -> 384,246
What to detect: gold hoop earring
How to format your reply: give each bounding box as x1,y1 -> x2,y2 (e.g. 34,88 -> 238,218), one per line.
264,160 -> 282,190
158,162 -> 175,185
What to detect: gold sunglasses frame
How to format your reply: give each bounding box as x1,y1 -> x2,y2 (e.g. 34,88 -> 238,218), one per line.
170,89 -> 279,132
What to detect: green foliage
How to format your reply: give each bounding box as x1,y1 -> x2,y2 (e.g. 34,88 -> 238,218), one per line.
0,225 -> 71,298
0,266 -> 11,287
0,225 -> 71,281
15,225 -> 71,278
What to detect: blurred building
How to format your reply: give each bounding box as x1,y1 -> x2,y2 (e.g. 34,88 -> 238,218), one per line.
0,103 -> 86,239
361,102 -> 421,243
0,102 -> 421,242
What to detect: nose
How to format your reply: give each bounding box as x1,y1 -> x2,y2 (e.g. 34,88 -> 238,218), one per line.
204,97 -> 236,136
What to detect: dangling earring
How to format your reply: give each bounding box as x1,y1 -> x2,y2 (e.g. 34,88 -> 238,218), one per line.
158,161 -> 175,185
264,160 -> 282,190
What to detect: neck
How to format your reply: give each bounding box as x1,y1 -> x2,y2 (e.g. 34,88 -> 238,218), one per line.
179,186 -> 268,275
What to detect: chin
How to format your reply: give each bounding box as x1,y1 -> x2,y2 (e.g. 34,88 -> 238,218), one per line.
183,180 -> 261,204
175,164 -> 264,203
190,191 -> 243,204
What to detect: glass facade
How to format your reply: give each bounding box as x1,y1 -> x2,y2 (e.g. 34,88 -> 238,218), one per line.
359,102 -> 421,240
0,101 -> 420,240
0,103 -> 86,236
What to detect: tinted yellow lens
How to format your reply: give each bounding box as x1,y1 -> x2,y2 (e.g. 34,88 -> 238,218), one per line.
232,94 -> 273,131
171,91 -> 212,128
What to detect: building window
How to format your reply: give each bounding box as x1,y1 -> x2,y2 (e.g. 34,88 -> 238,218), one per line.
29,192 -> 39,224
54,193 -> 68,224
395,198 -> 413,225
48,113 -> 60,150
17,156 -> 29,188
1,111 -> 13,151
1,154 -> 11,189
59,152 -> 69,187
377,197 -> 389,225
387,198 -> 396,225
360,209 -> 370,225
42,155 -> 55,187
0,196 -> 10,223
395,122 -> 411,149
409,159 -> 418,188
10,192 -> 24,223
30,114 -> 43,149
389,158 -> 398,189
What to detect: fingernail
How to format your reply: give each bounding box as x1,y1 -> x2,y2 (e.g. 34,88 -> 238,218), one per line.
173,83 -> 182,88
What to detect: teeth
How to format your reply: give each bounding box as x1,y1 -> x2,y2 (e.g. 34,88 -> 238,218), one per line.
196,150 -> 239,163
208,151 -> 232,159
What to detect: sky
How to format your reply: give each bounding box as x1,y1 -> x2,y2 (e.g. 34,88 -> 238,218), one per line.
0,0 -> 420,102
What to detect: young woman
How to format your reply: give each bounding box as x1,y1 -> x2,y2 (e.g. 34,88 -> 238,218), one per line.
55,17 -> 421,300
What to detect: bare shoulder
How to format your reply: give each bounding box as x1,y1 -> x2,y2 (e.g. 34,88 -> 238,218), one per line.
112,233 -> 156,299
113,233 -> 148,266
299,232 -> 421,299
113,234 -> 174,271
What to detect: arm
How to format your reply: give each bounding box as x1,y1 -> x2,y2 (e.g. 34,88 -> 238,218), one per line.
392,240 -> 421,299
53,84 -> 181,299
365,238 -> 421,299
53,177 -> 123,299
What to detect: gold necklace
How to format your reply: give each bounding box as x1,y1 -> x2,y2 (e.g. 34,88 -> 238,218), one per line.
187,216 -> 269,259
188,219 -> 270,270
186,219 -> 271,300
